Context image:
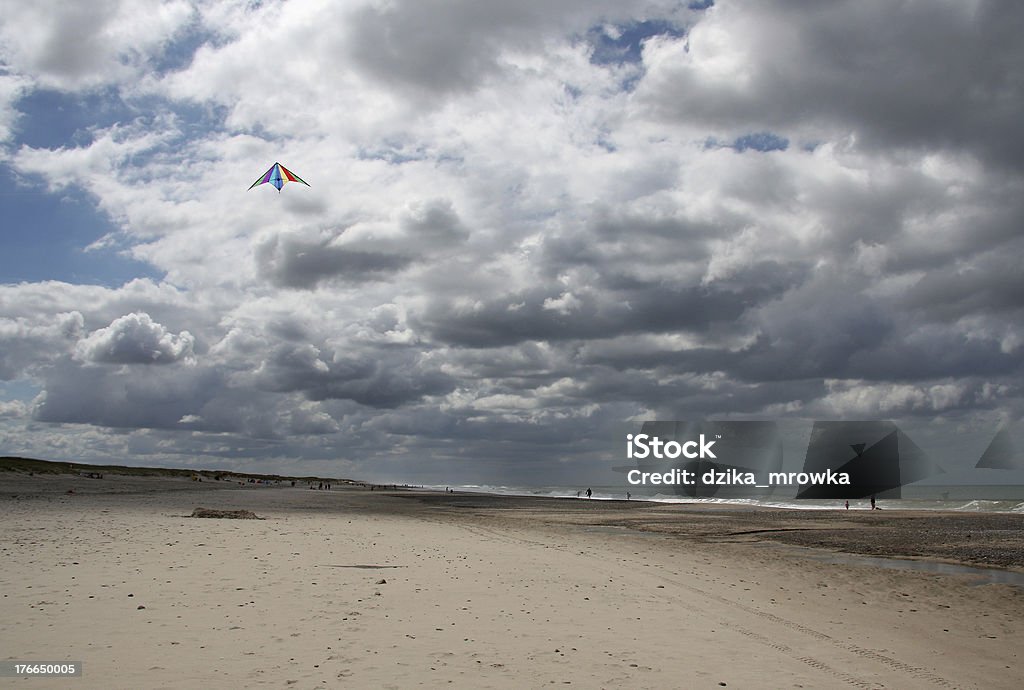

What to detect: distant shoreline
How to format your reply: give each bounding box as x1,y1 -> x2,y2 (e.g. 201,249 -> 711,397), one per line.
0,455 -> 364,486
4,466 -> 1024,570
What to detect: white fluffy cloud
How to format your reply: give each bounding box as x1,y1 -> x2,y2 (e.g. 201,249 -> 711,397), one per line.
74,312 -> 195,364
0,0 -> 193,90
0,311 -> 83,379
0,400 -> 27,418
0,73 -> 31,143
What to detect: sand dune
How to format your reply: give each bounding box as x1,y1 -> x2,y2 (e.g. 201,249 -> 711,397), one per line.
1,473 -> 1022,688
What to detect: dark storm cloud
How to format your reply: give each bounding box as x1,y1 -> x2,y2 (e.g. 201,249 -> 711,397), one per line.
400,199 -> 469,246
733,327 -> 1021,384
845,330 -> 1022,382
890,189 -> 1024,275
901,247 -> 1024,320
523,203 -> 811,350
254,200 -> 469,291
641,0 -> 1024,169
30,356 -> 343,440
256,234 -> 412,289
538,211 -> 718,272
265,318 -> 311,343
573,262 -> 1023,386
347,2 -> 499,95
305,365 -> 455,409
344,0 -> 625,97
30,2 -> 122,80
734,276 -> 1024,383
580,368 -> 827,419
419,285 -> 738,348
254,342 -> 456,409
32,360 -> 222,431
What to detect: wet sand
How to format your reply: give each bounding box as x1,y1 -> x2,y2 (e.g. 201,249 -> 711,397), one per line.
1,472 -> 1022,688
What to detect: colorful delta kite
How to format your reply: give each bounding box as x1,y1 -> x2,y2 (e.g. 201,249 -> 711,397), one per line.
248,162 -> 310,192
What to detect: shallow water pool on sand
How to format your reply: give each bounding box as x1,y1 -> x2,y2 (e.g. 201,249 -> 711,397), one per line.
585,524 -> 1024,587
770,544 -> 1024,588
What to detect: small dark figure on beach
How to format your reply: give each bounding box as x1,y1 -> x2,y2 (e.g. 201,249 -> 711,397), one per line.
627,492 -> 631,501
870,495 -> 876,510
576,490 -> 581,498
586,488 -> 592,499
845,500 -> 849,510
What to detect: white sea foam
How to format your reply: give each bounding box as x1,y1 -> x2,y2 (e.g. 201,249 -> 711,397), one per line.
426,484 -> 1024,513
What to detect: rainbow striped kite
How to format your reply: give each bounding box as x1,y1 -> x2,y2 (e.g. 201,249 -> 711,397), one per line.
248,162 -> 310,192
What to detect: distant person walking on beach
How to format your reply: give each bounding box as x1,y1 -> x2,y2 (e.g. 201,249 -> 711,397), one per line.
870,495 -> 876,510
845,500 -> 849,510
586,488 -> 592,499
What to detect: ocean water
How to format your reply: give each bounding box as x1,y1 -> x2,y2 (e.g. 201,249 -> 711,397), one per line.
424,483 -> 1024,514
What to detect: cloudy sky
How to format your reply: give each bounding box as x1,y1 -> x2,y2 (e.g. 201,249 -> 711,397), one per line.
1,0 -> 1022,483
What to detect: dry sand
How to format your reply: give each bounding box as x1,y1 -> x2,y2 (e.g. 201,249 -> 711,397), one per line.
1,473 -> 1022,689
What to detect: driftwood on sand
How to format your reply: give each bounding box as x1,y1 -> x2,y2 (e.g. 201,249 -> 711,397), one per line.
189,507 -> 262,519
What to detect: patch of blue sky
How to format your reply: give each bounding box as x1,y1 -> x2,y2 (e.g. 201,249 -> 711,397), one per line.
435,152 -> 466,167
357,139 -> 466,167
588,20 -> 684,67
704,132 -> 789,153
0,380 -> 40,403
13,88 -> 225,156
356,145 -> 428,165
124,95 -> 227,139
0,164 -> 161,287
147,19 -> 222,76
733,132 -> 789,152
13,87 -> 131,149
688,0 -> 715,10
594,131 -> 617,153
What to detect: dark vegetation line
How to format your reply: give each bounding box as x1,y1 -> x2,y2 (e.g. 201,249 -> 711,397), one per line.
0,455 -> 359,486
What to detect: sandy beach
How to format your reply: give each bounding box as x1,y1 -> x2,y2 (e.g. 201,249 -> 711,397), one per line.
2,472 -> 1022,689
